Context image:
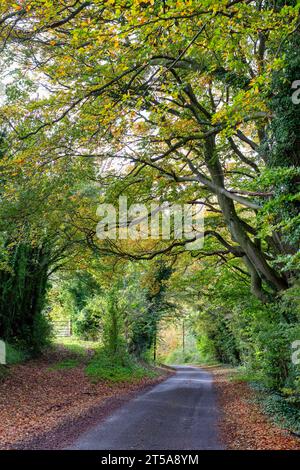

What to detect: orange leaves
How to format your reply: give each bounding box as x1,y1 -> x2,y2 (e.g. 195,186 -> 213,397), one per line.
0,344 -> 167,449
12,3 -> 23,11
14,157 -> 25,165
12,0 -> 32,11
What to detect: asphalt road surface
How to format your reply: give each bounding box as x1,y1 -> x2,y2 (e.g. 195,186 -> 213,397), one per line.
69,365 -> 223,450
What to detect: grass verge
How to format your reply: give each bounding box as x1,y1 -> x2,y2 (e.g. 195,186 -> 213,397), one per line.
52,337 -> 159,383
85,348 -> 158,383
52,337 -> 99,357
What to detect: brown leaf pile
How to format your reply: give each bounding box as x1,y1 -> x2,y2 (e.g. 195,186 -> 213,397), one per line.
0,347 -> 170,450
209,366 -> 300,450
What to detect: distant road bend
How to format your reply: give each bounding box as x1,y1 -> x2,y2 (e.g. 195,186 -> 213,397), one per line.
69,365 -> 223,450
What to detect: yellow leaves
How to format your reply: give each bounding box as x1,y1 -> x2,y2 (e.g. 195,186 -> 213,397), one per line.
61,55 -> 73,64
56,65 -> 67,77
133,121 -> 148,134
14,158 -> 25,165
176,0 -> 192,10
80,18 -> 92,29
134,0 -> 154,5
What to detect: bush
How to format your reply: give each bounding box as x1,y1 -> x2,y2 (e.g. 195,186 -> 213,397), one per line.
193,276 -> 300,394
252,384 -> 300,435
251,322 -> 300,390
13,312 -> 53,358
6,342 -> 29,364
73,301 -> 102,341
34,313 -> 53,351
164,348 -> 202,365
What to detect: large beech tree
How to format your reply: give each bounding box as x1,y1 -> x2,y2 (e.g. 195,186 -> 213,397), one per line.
0,0 -> 299,302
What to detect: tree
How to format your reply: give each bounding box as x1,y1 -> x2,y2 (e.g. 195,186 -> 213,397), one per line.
0,1 -> 299,388
129,260 -> 173,359
1,1 -> 298,302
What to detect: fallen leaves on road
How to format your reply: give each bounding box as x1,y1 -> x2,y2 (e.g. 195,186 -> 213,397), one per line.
209,366 -> 300,450
0,346 -> 170,449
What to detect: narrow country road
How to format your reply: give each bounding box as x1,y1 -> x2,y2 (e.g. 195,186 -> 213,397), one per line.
69,366 -> 223,450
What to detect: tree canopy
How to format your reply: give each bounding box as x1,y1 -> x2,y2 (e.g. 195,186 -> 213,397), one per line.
0,0 -> 299,394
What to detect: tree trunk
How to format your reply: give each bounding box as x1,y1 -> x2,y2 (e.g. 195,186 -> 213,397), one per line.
202,136 -> 288,299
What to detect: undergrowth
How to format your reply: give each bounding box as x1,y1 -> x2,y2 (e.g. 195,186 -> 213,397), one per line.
85,348 -> 158,383
251,382 -> 300,435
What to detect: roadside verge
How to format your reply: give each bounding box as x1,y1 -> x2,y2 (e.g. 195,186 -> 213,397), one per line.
206,365 -> 300,450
